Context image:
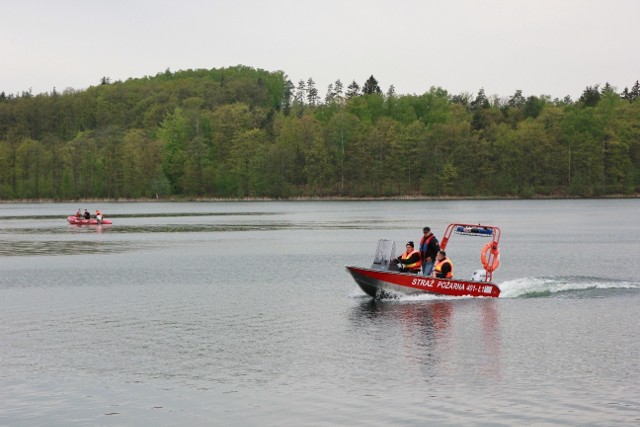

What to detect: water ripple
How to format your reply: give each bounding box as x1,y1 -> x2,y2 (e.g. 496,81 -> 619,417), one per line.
0,240 -> 140,256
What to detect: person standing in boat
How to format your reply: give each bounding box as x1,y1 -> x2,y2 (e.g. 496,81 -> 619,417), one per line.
419,226 -> 440,276
84,209 -> 91,220
433,250 -> 453,279
393,241 -> 422,274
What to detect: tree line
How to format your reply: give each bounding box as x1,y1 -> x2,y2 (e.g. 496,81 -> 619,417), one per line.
0,65 -> 639,200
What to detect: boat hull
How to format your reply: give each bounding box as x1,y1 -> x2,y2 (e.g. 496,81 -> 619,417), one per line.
346,266 -> 500,298
67,216 -> 112,225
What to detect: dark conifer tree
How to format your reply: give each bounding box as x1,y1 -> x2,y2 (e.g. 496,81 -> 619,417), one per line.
630,80 -> 640,101
602,82 -> 616,96
334,79 -> 344,98
294,80 -> 306,105
282,79 -> 294,114
386,85 -> 396,98
325,83 -> 335,104
346,80 -> 360,98
579,85 -> 601,106
470,88 -> 490,111
621,87 -> 631,101
507,90 -> 526,108
307,77 -> 318,106
362,75 -> 381,95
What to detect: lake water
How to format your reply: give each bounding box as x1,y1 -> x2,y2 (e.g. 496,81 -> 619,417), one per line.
1,199 -> 639,426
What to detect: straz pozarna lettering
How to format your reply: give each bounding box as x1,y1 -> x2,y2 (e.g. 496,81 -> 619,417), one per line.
411,278 -> 493,294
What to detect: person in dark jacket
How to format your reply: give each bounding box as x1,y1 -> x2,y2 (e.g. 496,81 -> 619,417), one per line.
393,241 -> 422,273
419,226 -> 440,276
84,209 -> 90,220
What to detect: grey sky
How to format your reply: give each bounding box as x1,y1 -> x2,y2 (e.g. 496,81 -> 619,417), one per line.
3,0 -> 639,101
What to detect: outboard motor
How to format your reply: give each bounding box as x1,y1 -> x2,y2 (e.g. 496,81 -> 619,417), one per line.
471,269 -> 487,282
371,239 -> 397,271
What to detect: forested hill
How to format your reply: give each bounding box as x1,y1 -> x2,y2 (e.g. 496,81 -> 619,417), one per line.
0,65 -> 639,200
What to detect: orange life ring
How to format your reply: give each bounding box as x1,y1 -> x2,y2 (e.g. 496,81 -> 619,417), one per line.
480,242 -> 500,272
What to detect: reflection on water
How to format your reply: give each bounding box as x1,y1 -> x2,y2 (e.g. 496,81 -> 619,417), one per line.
350,298 -> 502,381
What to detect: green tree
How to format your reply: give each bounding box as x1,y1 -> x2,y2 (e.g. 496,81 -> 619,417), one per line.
271,114 -> 305,191
0,140 -> 16,198
64,131 -> 99,198
15,138 -> 51,198
562,106 -> 605,196
159,107 -> 192,193
325,110 -> 360,194
391,120 -> 424,193
492,124 -> 522,195
368,117 -> 400,194
304,134 -> 334,195
440,161 -> 458,195
228,129 -> 268,197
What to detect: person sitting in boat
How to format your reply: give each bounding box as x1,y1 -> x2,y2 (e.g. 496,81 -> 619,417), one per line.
433,250 -> 453,279
84,209 -> 90,220
96,209 -> 103,223
75,208 -> 81,219
392,241 -> 422,273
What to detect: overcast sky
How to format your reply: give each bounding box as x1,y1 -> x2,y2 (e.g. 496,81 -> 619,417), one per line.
3,0 -> 639,101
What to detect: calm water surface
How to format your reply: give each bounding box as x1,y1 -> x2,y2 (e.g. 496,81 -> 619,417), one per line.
1,200 -> 639,426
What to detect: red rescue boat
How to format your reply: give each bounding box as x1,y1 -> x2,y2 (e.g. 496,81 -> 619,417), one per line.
67,216 -> 112,225
346,223 -> 501,299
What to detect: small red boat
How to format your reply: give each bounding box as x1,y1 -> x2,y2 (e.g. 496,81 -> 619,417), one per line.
67,216 -> 112,225
346,223 -> 501,299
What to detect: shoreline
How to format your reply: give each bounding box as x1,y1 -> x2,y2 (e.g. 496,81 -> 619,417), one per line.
1,194 -> 638,204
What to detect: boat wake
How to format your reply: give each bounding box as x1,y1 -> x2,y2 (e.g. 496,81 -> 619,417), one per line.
348,276 -> 640,300
347,287 -> 470,302
498,276 -> 640,298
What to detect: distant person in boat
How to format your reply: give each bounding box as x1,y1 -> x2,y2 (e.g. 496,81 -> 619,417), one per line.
96,209 -> 103,223
84,209 -> 90,220
433,250 -> 453,279
392,241 -> 422,273
75,209 -> 81,219
419,226 -> 440,276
